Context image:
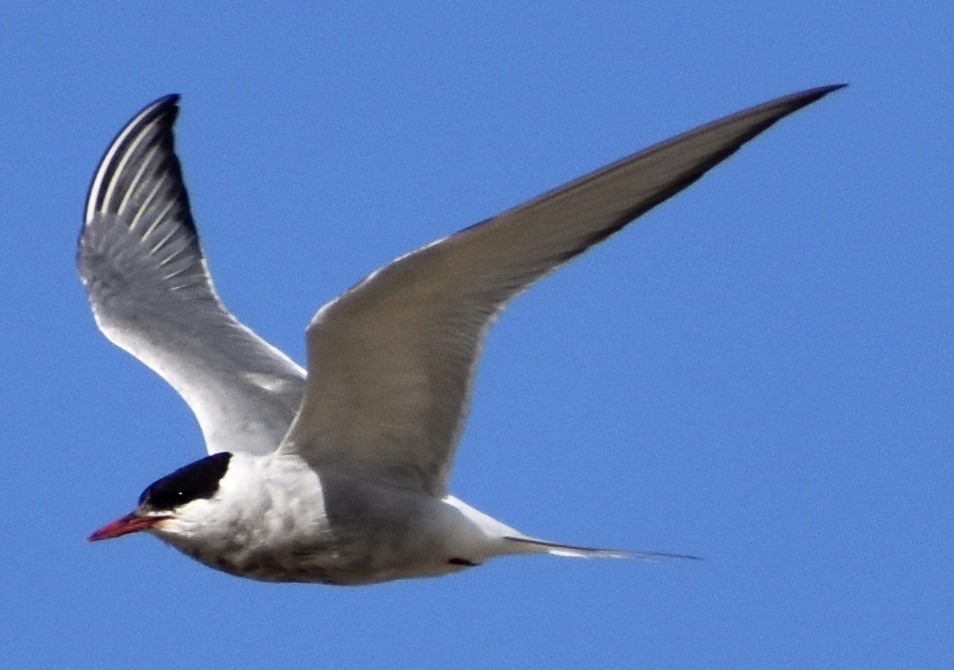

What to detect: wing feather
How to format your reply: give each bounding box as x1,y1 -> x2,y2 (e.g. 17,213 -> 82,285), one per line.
79,96 -> 305,456
280,85 -> 844,494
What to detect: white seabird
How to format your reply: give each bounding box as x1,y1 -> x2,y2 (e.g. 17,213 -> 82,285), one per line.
83,85 -> 842,584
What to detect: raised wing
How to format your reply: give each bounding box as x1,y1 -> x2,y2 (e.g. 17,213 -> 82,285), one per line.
79,95 -> 306,456
279,85 -> 844,495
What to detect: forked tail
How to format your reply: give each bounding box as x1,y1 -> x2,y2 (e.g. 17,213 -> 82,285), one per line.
503,536 -> 700,562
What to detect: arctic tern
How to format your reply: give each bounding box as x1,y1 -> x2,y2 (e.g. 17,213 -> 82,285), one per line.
84,85 -> 842,584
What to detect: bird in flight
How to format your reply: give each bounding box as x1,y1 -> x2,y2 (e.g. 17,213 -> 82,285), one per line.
83,85 -> 842,584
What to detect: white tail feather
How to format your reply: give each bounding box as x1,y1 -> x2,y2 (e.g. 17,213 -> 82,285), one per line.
503,536 -> 700,562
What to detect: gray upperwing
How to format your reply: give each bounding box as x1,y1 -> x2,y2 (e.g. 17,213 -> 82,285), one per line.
79,95 -> 306,456
279,85 -> 844,495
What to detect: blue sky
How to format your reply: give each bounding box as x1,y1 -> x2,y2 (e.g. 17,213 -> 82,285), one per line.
2,4 -> 950,669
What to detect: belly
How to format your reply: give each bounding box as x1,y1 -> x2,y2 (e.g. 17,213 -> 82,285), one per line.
159,484 -> 484,585
179,535 -> 475,585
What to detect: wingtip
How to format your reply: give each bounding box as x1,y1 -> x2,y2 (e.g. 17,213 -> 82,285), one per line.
150,93 -> 181,110
83,94 -> 184,227
779,83 -> 847,111
128,94 -> 182,126
815,82 -> 848,97
120,93 -> 182,126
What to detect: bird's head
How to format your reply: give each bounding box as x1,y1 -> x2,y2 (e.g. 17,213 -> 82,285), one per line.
89,452 -> 233,542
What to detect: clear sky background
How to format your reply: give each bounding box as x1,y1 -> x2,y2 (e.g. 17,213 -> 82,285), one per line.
1,4 -> 950,669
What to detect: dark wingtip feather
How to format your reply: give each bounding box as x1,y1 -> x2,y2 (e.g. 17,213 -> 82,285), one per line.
555,83 -> 846,264
780,83 -> 846,110
83,94 -> 182,224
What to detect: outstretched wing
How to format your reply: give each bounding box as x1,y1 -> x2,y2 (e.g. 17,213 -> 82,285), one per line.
279,85 -> 843,495
79,95 -> 306,456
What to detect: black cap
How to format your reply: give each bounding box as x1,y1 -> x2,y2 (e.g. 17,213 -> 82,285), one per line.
139,452 -> 232,511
